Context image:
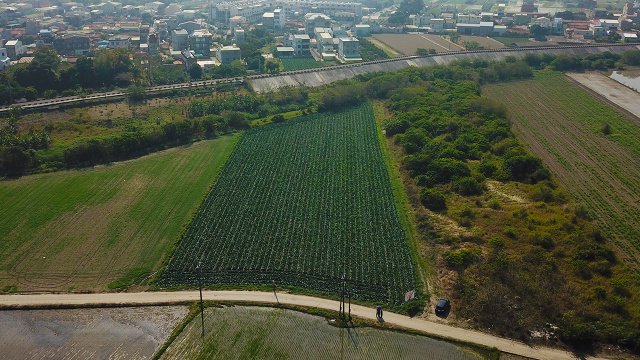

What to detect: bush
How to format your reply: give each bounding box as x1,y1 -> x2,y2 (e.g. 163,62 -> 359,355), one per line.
43,89 -> 58,99
453,176 -> 483,196
443,248 -> 482,268
420,188 -> 446,211
478,162 -> 497,177
271,114 -> 285,123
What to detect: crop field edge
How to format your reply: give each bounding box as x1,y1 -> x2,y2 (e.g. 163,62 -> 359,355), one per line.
151,134 -> 242,288
373,101 -> 433,303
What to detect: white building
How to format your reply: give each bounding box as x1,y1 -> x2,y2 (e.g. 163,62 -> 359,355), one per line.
4,40 -> 25,60
0,48 -> 11,70
277,0 -> 362,20
317,32 -> 333,54
108,35 -> 130,50
338,37 -> 360,61
273,8 -> 285,29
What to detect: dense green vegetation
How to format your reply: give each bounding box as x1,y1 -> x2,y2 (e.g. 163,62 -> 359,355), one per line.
0,135 -> 239,292
0,87 -> 311,177
359,37 -> 391,61
161,103 -> 417,305
354,59 -> 640,351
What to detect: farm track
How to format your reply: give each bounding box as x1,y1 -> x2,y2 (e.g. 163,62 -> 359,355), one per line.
484,75 -> 640,266
0,290 -> 600,360
2,44 -> 639,113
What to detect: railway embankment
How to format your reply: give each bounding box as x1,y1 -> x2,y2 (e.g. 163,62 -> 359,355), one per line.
247,44 -> 640,93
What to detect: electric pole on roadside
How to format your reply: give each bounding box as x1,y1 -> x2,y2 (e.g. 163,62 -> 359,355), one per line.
197,261 -> 205,338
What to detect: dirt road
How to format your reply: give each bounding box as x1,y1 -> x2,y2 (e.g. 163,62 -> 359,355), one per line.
567,72 -> 640,119
0,290 -> 592,360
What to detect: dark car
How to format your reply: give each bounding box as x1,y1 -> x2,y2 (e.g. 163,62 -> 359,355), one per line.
435,298 -> 451,315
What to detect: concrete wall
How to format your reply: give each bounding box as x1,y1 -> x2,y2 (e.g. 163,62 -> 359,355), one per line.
247,44 -> 640,93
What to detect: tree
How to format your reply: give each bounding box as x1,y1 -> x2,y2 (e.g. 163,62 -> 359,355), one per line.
93,48 -> 133,86
189,62 -> 203,79
33,46 -> 60,71
13,60 -> 58,92
529,24 -> 547,40
264,58 -> 281,73
388,0 -> 425,24
75,56 -> 95,88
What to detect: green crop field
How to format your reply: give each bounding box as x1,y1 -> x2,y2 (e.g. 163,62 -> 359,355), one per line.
160,104 -> 417,304
0,135 -> 239,292
483,72 -> 640,266
281,58 -> 324,71
159,307 -> 484,360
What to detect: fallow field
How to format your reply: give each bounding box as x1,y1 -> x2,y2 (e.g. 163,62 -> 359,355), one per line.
372,34 -> 464,55
0,135 -> 238,292
160,103 -> 417,305
483,72 -> 640,266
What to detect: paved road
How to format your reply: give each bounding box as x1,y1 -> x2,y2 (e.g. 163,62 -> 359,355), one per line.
0,290 -> 592,360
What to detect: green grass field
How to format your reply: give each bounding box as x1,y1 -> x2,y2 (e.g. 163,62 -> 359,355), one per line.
0,135 -> 239,292
281,58 -> 324,71
159,307 -> 484,360
160,104 -> 417,304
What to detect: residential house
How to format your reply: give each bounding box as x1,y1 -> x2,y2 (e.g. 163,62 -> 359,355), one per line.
108,35 -> 130,50
5,39 -> 25,60
216,45 -> 241,65
189,29 -> 212,56
172,29 -> 189,51
53,35 -> 90,55
0,48 -> 11,70
338,36 -> 360,61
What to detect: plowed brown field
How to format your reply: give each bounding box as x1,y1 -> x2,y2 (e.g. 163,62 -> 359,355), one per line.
483,72 -> 640,266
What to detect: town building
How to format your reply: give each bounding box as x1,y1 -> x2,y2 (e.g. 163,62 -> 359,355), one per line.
216,45 -> 241,65
53,35 -> 90,55
4,39 -> 25,60
172,29 -> 189,51
305,13 -> 332,36
108,35 -> 130,50
338,37 -> 360,61
0,48 -> 11,70
190,29 -> 213,56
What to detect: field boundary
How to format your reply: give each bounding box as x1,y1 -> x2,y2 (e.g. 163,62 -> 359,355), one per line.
565,73 -> 640,122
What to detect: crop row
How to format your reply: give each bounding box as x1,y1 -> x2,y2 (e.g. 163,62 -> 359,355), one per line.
161,103 -> 417,304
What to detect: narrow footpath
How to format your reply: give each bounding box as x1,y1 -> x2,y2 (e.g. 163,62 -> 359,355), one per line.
0,290 -> 592,360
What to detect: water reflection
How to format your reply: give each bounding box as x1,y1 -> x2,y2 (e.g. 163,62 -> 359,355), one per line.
610,70 -> 640,92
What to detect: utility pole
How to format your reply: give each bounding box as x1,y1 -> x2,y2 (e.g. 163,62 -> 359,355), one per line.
7,76 -> 12,104
197,261 -> 205,338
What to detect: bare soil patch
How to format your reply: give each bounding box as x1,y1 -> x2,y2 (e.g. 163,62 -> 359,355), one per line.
459,35 -> 506,50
